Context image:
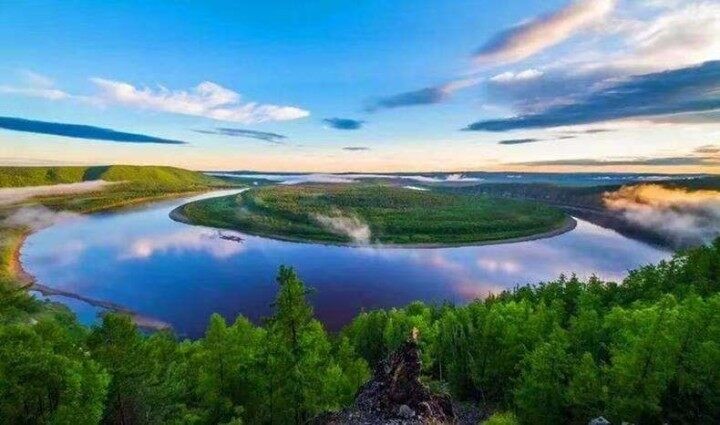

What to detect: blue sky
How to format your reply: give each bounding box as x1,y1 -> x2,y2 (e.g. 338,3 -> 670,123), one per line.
0,0 -> 718,172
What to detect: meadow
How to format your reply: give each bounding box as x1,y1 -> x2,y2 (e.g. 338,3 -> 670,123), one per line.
175,184 -> 572,245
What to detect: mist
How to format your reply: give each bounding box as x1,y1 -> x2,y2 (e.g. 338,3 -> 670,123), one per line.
0,180 -> 112,206
603,184 -> 720,247
2,206 -> 83,231
313,213 -> 372,244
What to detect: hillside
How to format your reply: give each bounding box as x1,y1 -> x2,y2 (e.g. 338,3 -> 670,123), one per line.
0,165 -> 222,190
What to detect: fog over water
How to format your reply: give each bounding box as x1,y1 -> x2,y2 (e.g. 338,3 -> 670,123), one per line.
21,190 -> 669,337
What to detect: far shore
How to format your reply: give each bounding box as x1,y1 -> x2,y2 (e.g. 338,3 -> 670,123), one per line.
170,205 -> 578,249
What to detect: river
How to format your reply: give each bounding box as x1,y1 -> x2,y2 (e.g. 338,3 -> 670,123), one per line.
21,190 -> 670,337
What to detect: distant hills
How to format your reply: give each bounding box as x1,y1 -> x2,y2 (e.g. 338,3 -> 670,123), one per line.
0,165 -> 223,190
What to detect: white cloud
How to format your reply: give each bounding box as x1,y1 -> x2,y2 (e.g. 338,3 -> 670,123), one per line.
489,69 -> 544,83
0,85 -> 69,100
474,0 -> 617,65
0,70 -> 69,100
122,229 -> 246,260
90,78 -> 310,124
20,70 -> 55,88
612,2 -> 720,73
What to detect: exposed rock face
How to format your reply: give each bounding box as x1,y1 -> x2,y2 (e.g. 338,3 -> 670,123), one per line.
315,336 -> 456,424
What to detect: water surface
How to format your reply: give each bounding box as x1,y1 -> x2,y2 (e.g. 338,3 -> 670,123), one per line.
22,191 -> 670,337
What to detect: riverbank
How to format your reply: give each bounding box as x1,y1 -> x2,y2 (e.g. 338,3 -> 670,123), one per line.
2,188 -> 222,331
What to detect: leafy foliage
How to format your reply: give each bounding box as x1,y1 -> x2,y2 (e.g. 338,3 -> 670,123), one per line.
343,240 -> 720,424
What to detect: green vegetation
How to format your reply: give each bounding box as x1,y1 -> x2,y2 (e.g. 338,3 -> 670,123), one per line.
1,169 -> 719,423
0,165 -> 221,189
176,184 -> 571,245
0,234 -> 720,424
0,165 -> 234,213
1,266 -> 369,425
2,236 -> 720,423
342,241 -> 720,424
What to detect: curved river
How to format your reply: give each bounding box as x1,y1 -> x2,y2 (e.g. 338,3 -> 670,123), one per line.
22,190 -> 670,337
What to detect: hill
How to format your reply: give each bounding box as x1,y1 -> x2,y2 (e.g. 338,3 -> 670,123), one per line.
0,165 -> 222,190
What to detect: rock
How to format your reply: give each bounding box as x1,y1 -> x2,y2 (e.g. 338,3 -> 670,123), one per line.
313,330 -> 459,424
398,405 -> 415,419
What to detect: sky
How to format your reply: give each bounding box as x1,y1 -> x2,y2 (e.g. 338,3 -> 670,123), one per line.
0,0 -> 719,173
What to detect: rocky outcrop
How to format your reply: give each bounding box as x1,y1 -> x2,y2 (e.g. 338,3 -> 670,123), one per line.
314,332 -> 461,424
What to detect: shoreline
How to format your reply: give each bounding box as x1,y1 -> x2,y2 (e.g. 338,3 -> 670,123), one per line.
7,190 -> 220,332
14,233 -> 172,332
170,205 -> 578,249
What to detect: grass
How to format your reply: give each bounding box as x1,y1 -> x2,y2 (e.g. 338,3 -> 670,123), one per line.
0,165 -> 222,189
0,165 -> 239,213
176,184 -> 571,245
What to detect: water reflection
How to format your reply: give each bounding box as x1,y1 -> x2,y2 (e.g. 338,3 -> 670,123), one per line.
21,191 -> 670,337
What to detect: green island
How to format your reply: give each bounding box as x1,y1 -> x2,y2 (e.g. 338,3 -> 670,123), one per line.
173,184 -> 574,246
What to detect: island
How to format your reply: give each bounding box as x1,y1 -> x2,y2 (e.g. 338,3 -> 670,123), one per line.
171,184 -> 576,246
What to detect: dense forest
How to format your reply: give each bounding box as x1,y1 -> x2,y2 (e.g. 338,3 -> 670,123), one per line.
176,184 -> 569,245
2,240 -> 720,424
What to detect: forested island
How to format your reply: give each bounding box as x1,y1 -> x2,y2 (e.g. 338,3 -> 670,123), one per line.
172,184 -> 572,246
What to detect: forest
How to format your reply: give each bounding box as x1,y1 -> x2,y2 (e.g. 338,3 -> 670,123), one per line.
175,184 -> 570,245
2,238 -> 719,424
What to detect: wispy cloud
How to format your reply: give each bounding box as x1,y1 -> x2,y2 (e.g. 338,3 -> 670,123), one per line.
474,0 -> 617,65
465,61 -> 720,131
0,116 -> 185,144
514,157 -> 718,167
0,70 -> 311,125
367,86 -> 449,111
367,78 -> 479,111
323,117 -> 365,130
0,70 -> 70,101
343,146 -> 370,151
0,181 -> 114,206
369,0 -> 614,110
194,128 -> 287,143
498,138 -> 541,145
514,144 -> 720,167
489,69 -> 544,83
90,79 -> 309,124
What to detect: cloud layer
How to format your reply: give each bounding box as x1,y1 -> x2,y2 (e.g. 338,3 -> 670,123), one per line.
195,128 -> 287,143
0,116 -> 185,144
498,138 -> 541,145
604,184 -> 720,247
91,79 -> 309,124
466,61 -> 720,131
474,0 -> 616,65
514,145 -> 720,167
323,117 -> 364,130
0,180 -> 114,206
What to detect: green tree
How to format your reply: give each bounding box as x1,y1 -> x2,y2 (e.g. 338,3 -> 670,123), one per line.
87,313 -> 152,424
513,329 -> 570,425
0,321 -> 108,425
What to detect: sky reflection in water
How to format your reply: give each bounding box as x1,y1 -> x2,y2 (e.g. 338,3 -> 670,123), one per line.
22,191 -> 670,337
